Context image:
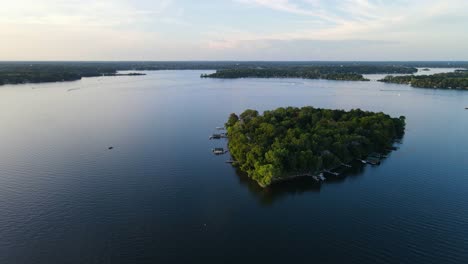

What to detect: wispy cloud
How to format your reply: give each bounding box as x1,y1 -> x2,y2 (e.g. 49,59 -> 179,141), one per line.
236,0 -> 345,23
210,0 -> 468,50
0,0 -> 178,27
0,0 -> 467,60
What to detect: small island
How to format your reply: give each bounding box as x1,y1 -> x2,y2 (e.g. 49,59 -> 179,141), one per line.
379,72 -> 468,90
225,107 -> 405,187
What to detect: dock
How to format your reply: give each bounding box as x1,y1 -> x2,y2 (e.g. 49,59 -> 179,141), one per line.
273,173 -> 326,183
366,157 -> 381,165
341,163 -> 352,168
323,169 -> 340,176
357,158 -> 381,165
369,153 -> 388,159
212,148 -> 228,155
209,133 -> 228,140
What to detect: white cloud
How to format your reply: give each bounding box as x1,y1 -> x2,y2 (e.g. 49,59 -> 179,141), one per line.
0,0 -> 176,27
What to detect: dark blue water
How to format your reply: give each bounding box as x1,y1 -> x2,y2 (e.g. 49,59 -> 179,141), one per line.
0,70 -> 467,263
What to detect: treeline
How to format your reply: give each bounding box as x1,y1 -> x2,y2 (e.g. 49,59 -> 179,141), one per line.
379,72 -> 468,90
202,68 -> 368,81
226,107 -> 405,187
0,64 -> 145,85
201,66 -> 417,81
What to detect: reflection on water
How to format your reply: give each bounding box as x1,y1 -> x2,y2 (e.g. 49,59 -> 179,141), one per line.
234,167 -> 322,206
234,160 -> 371,206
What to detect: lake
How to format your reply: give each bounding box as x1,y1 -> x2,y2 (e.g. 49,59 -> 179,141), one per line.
0,70 -> 467,263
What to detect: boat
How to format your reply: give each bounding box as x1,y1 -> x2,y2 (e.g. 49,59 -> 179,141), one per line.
209,134 -> 222,140
212,148 -> 227,155
366,157 -> 381,165
318,173 -> 326,181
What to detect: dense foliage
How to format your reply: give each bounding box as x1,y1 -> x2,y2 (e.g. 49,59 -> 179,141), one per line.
0,64 -> 144,85
202,68 -> 368,81
226,107 -> 405,187
201,66 -> 417,81
379,72 -> 468,90
4,61 -> 467,86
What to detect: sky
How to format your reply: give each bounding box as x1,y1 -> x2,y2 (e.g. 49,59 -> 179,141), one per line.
0,0 -> 467,61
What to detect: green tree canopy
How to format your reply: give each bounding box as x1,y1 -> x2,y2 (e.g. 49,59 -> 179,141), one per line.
226,106 -> 406,187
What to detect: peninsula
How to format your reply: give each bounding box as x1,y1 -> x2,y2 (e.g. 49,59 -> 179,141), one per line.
201,65 -> 417,81
225,107 -> 405,187
0,64 -> 145,86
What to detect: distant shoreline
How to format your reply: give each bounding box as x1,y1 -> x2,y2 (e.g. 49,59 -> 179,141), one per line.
1,61 -> 466,87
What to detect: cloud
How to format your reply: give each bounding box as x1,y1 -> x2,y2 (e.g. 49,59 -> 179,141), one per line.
220,0 -> 468,45
0,0 -> 467,60
236,0 -> 344,23
0,23 -> 164,60
0,0 -> 177,27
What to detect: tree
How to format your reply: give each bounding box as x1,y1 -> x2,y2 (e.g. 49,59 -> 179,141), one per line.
225,106 -> 406,187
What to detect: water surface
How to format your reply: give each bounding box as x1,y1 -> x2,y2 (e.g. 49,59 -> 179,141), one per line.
0,70 -> 467,263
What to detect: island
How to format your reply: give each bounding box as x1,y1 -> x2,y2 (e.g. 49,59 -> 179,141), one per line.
201,65 -> 417,81
225,107 -> 405,187
379,72 -> 468,90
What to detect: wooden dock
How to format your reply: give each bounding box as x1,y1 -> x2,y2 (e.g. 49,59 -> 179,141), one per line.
323,169 -> 340,176
366,158 -> 381,165
209,133 -> 228,140
357,157 -> 381,165
341,163 -> 352,168
212,148 -> 228,155
369,153 -> 387,159
273,173 -> 326,183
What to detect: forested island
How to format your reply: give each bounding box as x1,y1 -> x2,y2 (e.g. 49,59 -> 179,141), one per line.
379,72 -> 468,90
201,65 -> 417,81
226,107 -> 405,187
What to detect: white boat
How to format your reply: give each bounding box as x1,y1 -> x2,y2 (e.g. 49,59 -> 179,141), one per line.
318,173 -> 326,181
212,148 -> 227,155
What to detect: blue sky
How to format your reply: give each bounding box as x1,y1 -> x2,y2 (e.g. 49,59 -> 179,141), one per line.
0,0 -> 467,60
